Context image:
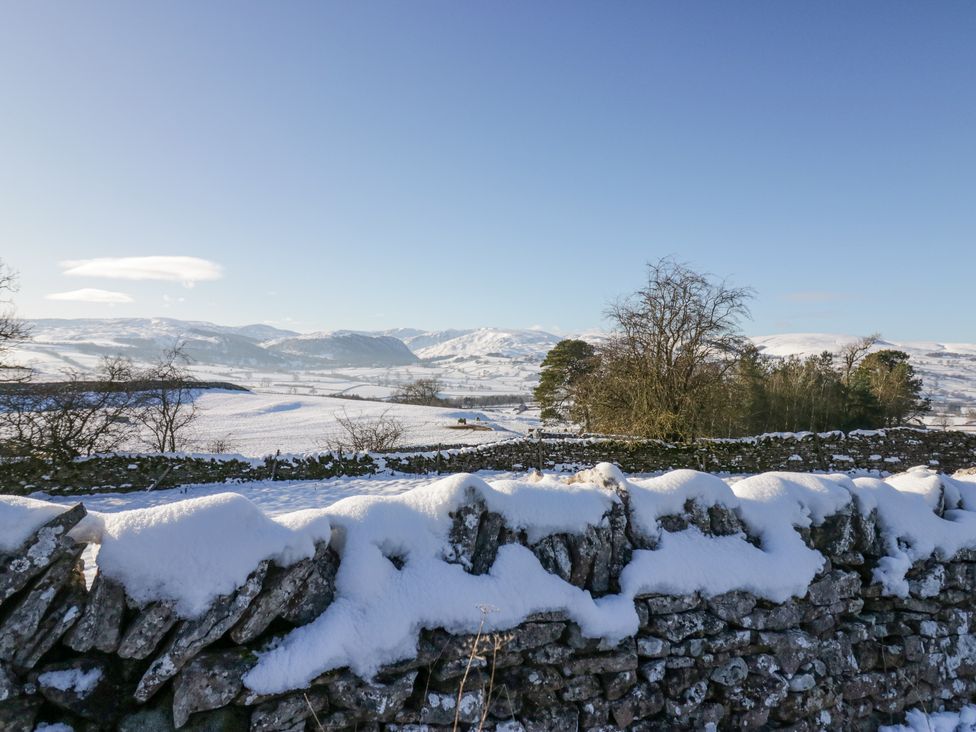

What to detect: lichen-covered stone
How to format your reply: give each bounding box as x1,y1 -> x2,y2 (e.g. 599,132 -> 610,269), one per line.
36,657 -> 118,724
64,573 -> 126,654
249,689 -> 329,732
230,557 -> 315,644
134,561 -> 268,702
279,543 -> 339,626
0,503 -> 86,608
646,611 -> 724,643
329,670 -> 417,721
172,649 -> 255,727
0,547 -> 84,666
117,601 -> 178,660
710,657 -> 748,686
707,591 -> 757,622
419,689 -> 484,725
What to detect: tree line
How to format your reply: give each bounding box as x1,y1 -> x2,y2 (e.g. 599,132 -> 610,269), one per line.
535,259 -> 929,440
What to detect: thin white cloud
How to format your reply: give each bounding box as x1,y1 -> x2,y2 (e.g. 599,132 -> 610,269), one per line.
61,256 -> 223,287
45,288 -> 134,304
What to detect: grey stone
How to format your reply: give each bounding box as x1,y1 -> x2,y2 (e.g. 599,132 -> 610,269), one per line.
616,682 -> 664,725
330,670 -> 417,721
789,673 -> 817,692
0,696 -> 41,732
172,649 -> 255,728
117,601 -> 178,660
445,497 -> 504,575
280,543 -> 339,626
561,648 -> 638,676
430,654 -> 486,682
0,662 -> 18,701
806,570 -> 861,605
64,573 -> 126,653
601,669 -> 636,700
636,636 -> 670,658
577,696 -> 610,727
740,601 -> 802,630
506,621 -> 565,652
706,629 -> 753,654
727,673 -> 789,711
135,561 -> 268,702
707,591 -> 757,622
420,689 -> 484,725
521,704 -> 579,732
757,630 -> 818,675
0,503 -> 86,608
14,572 -> 85,669
526,643 -> 574,665
643,593 -> 700,614
231,557 -> 315,643
710,657 -> 748,686
665,679 -> 708,718
560,674 -> 601,701
0,547 -> 83,665
709,504 -> 745,536
36,657 -> 117,725
639,659 -> 665,683
249,689 -> 329,732
810,506 -> 857,557
532,534 -> 572,583
646,610 -> 723,642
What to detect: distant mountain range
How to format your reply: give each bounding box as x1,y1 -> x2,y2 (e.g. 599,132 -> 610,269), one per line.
10,319 -> 976,409
13,319 -> 565,371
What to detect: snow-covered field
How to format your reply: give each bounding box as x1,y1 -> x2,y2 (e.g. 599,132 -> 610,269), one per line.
7,319 -> 976,455
188,391 -> 536,455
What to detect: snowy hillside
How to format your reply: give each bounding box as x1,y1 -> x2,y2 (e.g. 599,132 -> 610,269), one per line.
406,327 -> 562,360
265,331 -> 418,366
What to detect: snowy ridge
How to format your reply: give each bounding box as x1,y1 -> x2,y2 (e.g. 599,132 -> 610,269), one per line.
8,464 -> 976,693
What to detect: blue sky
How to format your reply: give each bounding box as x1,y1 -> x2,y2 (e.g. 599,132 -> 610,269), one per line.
1,2 -> 973,339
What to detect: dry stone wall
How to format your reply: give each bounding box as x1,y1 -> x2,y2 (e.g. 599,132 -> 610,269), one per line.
3,428 -> 976,495
4,477 -> 976,730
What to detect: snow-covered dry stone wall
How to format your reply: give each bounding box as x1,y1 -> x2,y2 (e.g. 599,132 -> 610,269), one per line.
4,465 -> 976,730
3,427 -> 976,495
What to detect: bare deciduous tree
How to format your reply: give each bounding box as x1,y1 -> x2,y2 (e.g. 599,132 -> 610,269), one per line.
0,260 -> 30,383
135,342 -> 199,452
840,333 -> 879,385
588,258 -> 754,440
0,357 -> 143,463
326,409 -> 405,452
392,378 -> 445,406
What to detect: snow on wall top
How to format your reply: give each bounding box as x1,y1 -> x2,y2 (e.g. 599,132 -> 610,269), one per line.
0,494 -> 70,553
6,465 -> 976,694
71,493 -> 332,617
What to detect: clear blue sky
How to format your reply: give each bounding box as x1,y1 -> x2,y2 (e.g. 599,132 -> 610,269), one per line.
1,2 -> 974,339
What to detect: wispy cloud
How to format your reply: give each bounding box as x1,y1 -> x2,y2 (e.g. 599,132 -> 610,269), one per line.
45,288 -> 134,303
61,256 -> 223,287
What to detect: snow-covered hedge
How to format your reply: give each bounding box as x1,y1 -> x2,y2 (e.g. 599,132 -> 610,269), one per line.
4,465 -> 976,729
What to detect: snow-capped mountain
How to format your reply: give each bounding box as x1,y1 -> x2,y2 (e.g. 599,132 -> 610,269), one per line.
9,320 -> 976,416
14,319 -> 413,371
405,328 -> 563,361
